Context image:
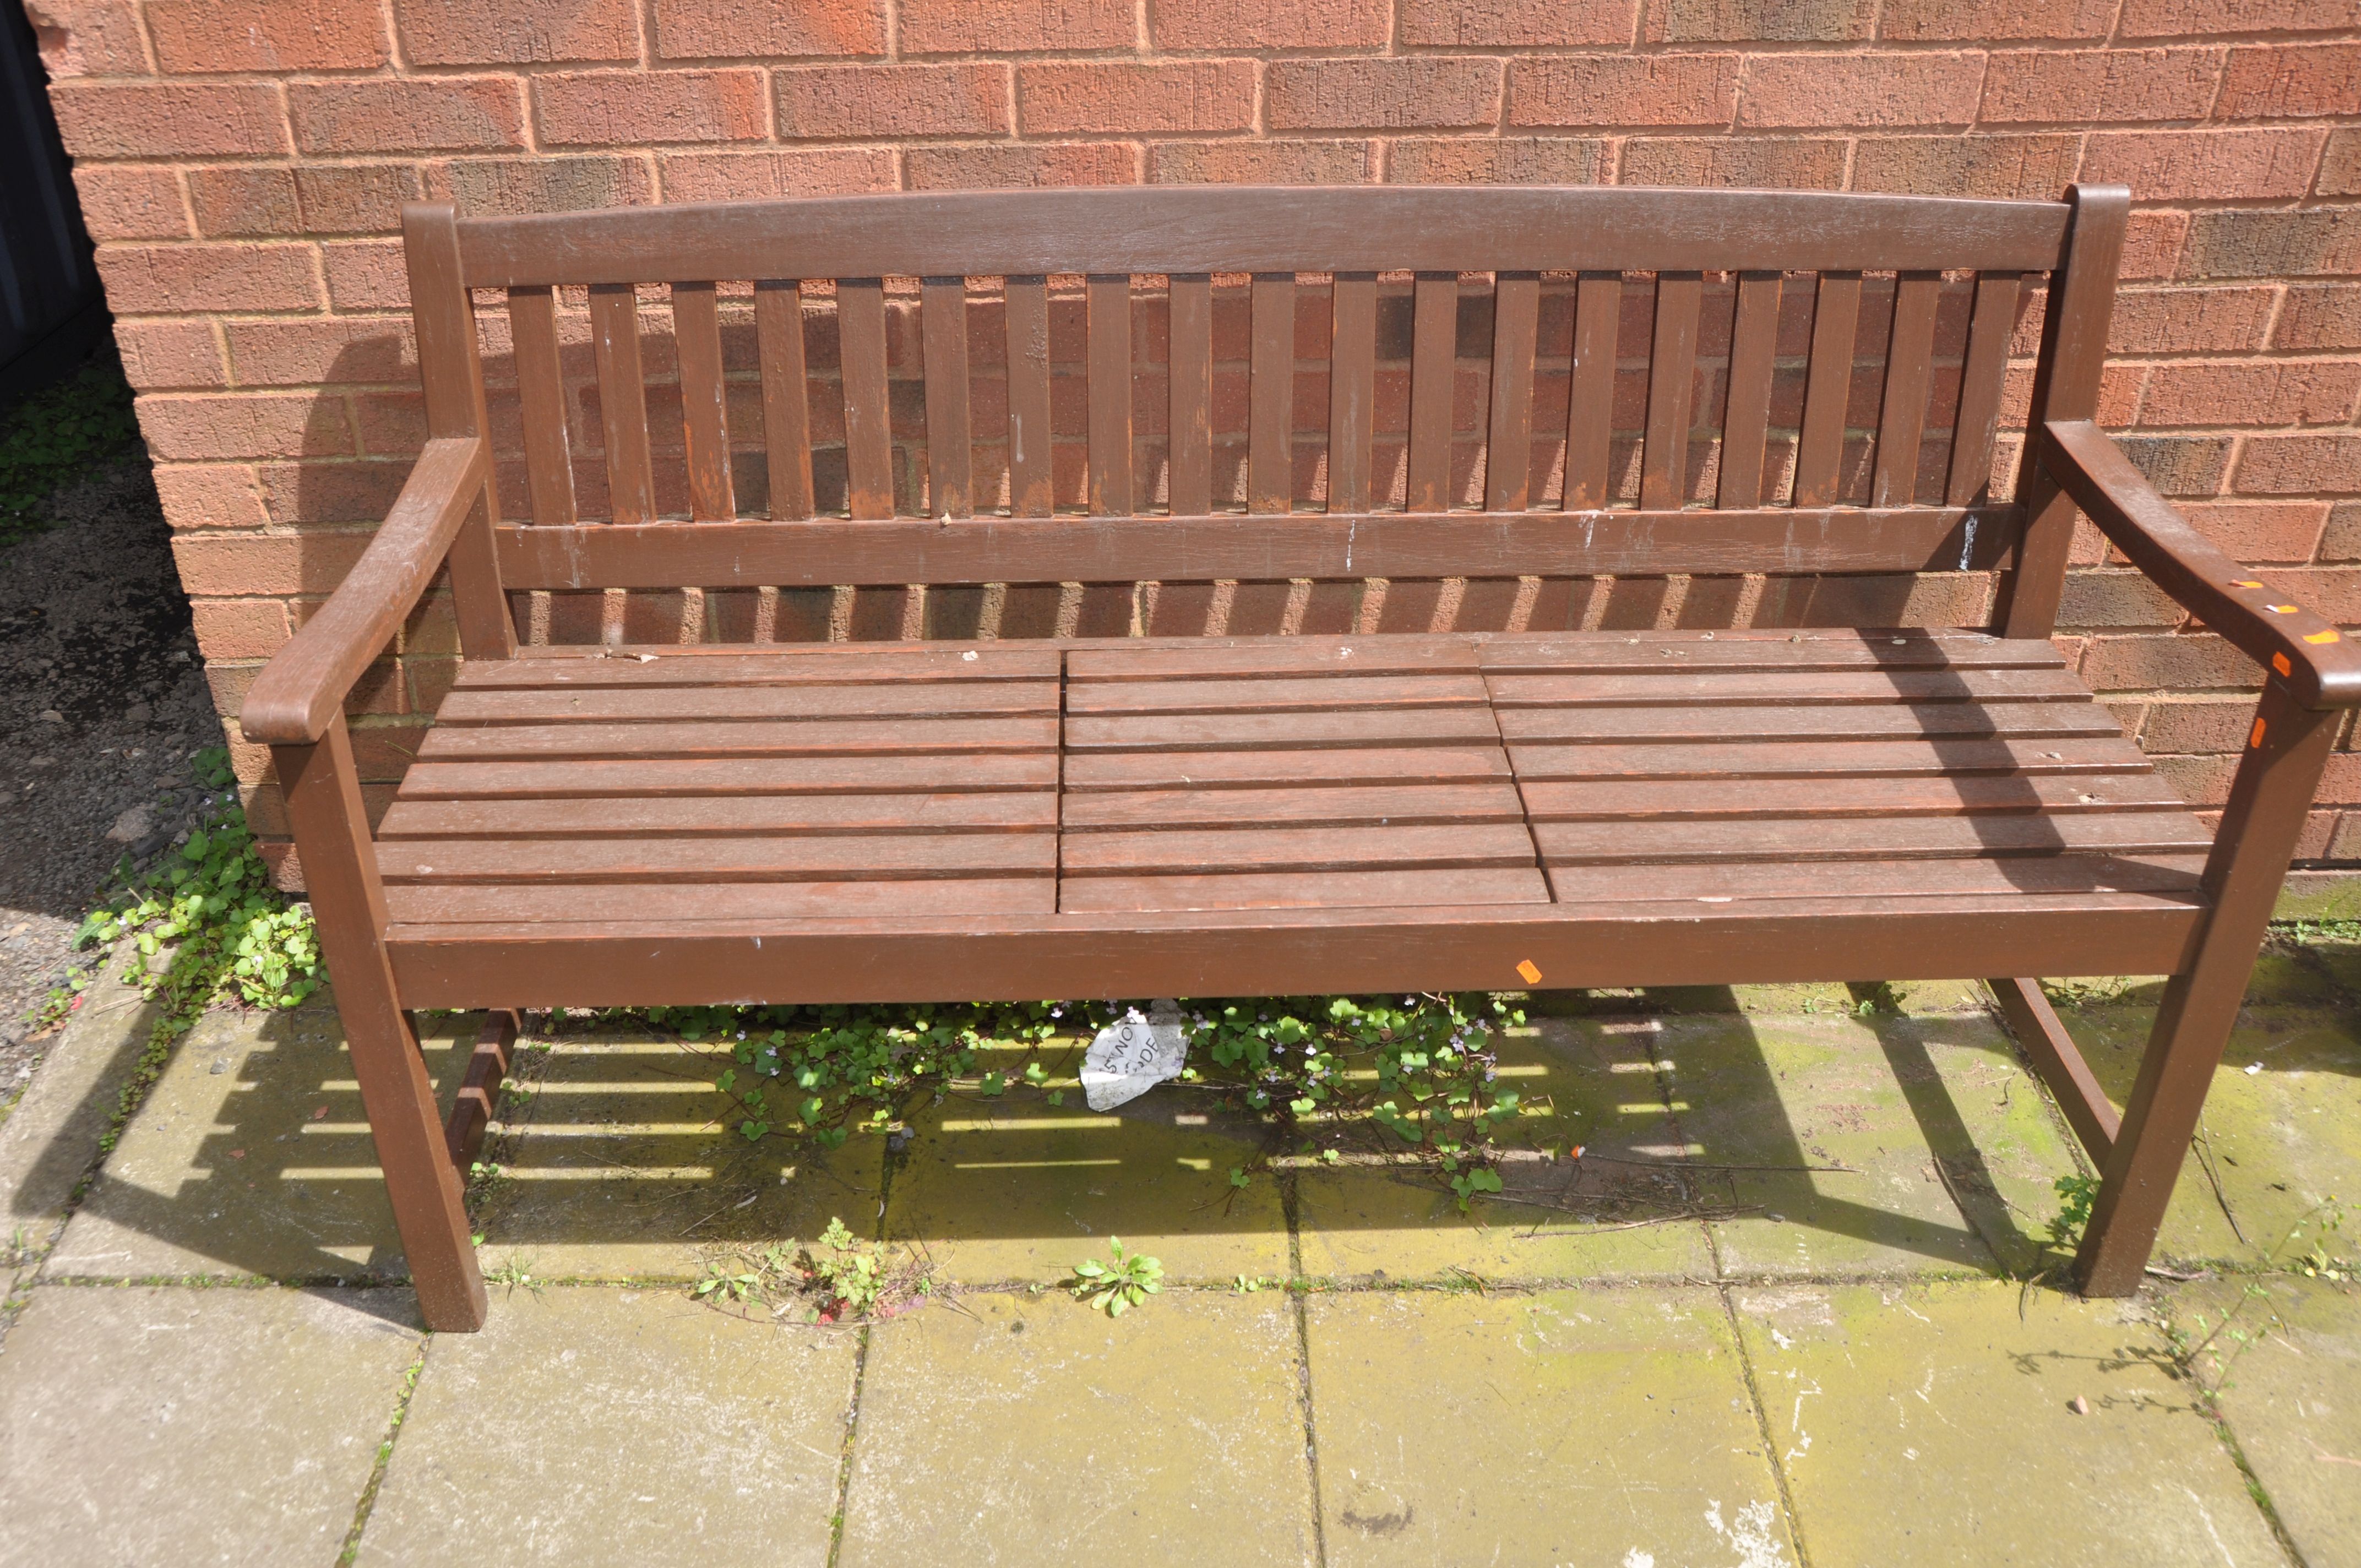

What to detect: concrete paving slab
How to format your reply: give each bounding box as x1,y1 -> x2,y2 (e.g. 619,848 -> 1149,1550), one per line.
361,1285 -> 854,1566
1296,1021 -> 1715,1284
884,1042 -> 1287,1284
839,1289 -> 1315,1566
1734,1280 -> 2284,1565
2066,1005 -> 2361,1267
467,1031 -> 882,1283
2172,1275 -> 2361,1568
0,1284 -> 418,1566
1305,1286 -> 1795,1567
46,1000 -> 470,1281
1661,1015 -> 2004,1280
0,954 -> 157,1250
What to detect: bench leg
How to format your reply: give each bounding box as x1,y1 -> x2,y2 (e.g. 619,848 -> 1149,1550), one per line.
277,718 -> 487,1331
2076,680 -> 2337,1296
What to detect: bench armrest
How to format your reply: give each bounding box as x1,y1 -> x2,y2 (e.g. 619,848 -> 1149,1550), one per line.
2042,419 -> 2361,710
241,436 -> 491,745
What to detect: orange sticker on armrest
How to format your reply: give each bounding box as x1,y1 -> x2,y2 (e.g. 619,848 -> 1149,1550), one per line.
2305,629 -> 2343,645
2231,580 -> 2263,589
2251,716 -> 2268,748
1515,959 -> 1542,986
2273,652 -> 2293,677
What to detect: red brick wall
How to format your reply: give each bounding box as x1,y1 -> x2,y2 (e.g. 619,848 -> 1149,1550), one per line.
25,0 -> 2361,867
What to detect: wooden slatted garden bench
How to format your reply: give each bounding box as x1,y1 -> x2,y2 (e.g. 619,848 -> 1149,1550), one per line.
239,184 -> 2361,1331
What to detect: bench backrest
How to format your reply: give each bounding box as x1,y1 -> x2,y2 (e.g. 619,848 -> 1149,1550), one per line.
404,184 -> 2126,644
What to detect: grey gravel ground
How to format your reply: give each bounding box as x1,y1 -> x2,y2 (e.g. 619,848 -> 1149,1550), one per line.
0,458 -> 223,1107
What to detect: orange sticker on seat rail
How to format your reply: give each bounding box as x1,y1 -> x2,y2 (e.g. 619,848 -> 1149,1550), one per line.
1515,959 -> 1543,986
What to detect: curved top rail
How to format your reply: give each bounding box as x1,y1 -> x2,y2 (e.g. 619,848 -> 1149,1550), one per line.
451,186 -> 2071,287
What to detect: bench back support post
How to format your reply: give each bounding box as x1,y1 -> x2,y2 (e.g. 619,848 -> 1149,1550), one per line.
275,714 -> 487,1330
1995,183 -> 2128,640
2075,676 -> 2340,1295
404,202 -> 516,663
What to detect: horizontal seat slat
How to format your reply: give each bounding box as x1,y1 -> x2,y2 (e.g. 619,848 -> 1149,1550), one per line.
1505,737 -> 2153,782
1065,708 -> 1504,753
1068,638 -> 1478,682
417,715 -> 1060,761
1064,673 -> 1489,717
1061,823 -> 1539,876
437,680 -> 1059,725
379,793 -> 1058,840
1061,867 -> 1553,913
1062,782 -> 1526,832
1486,667 -> 2090,708
388,878 -> 1057,924
378,834 -> 1056,884
397,754 -> 1061,798
1061,745 -> 1514,792
1518,773 -> 2187,822
1533,810 -> 2211,865
1497,703 -> 2124,746
1544,853 -> 2206,905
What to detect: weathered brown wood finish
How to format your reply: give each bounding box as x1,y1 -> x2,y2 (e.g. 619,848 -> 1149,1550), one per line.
243,186 -> 2356,1331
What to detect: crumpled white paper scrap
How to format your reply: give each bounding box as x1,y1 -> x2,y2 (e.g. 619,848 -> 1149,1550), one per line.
1081,999 -> 1187,1112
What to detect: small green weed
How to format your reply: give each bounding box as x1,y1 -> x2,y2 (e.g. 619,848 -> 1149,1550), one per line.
690,1219 -> 930,1323
1448,1166 -> 1504,1211
2162,1200 -> 2348,1403
50,751 -> 320,1153
0,348 -> 141,547
485,1255 -> 542,1298
2047,1173 -> 2102,1251
802,1217 -> 886,1319
1070,1237 -> 1162,1316
694,1260 -> 763,1305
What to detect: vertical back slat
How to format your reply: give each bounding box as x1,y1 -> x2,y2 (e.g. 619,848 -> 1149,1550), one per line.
755,280 -> 814,520
921,277 -> 972,518
1793,271 -> 1862,508
1167,273 -> 1212,515
1326,271 -> 1375,514
837,277 -> 894,520
1562,273 -> 1620,510
1407,271 -> 1456,513
1004,275 -> 1053,518
589,281 -> 655,524
1872,271 -> 1941,508
1947,270 -> 2021,507
1248,272 -> 1296,515
1640,272 -> 1701,510
1086,273 -> 1132,515
672,281 -> 735,522
1716,270 -> 1781,509
1484,271 -> 1541,513
507,284 -> 575,527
